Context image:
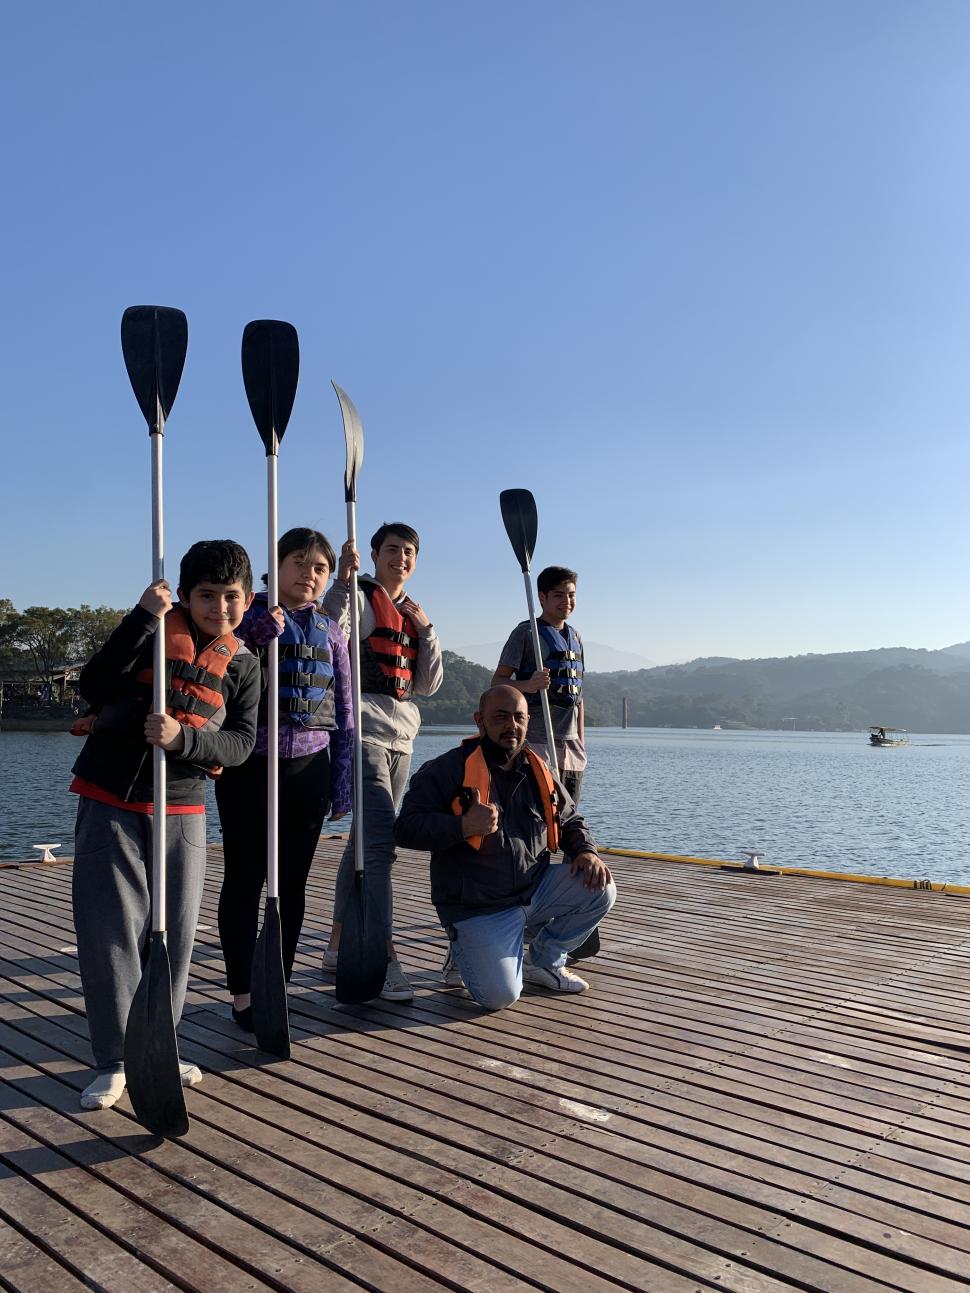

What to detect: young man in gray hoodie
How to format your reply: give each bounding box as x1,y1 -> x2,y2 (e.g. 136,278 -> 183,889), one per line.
321,522 -> 443,999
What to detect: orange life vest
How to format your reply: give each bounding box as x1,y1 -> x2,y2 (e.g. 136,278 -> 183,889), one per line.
360,581 -> 419,699
451,741 -> 560,852
135,606 -> 240,729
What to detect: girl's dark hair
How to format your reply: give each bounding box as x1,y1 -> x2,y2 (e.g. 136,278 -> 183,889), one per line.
260,527 -> 337,584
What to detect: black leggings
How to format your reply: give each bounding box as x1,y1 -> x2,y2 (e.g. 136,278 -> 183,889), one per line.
215,748 -> 331,993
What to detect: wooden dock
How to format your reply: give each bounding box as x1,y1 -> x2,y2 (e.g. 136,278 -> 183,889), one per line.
1,839 -> 970,1291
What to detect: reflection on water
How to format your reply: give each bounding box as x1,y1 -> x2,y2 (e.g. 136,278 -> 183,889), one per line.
3,726 -> 970,884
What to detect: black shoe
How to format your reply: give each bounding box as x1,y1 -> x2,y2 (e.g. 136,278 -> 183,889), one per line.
231,1004 -> 254,1032
567,929 -> 601,964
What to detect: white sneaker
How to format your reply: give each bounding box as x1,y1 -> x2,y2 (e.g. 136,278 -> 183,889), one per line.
441,948 -> 463,988
380,958 -> 414,1002
80,1070 -> 126,1110
522,956 -> 589,994
321,946 -> 339,973
179,1062 -> 203,1088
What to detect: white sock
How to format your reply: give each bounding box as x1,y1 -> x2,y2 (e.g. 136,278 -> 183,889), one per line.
80,1070 -> 126,1110
179,1061 -> 203,1088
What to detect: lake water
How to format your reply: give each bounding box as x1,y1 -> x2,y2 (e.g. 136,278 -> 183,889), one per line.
2,726 -> 969,884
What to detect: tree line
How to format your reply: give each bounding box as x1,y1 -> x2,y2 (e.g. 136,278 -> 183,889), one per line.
0,600 -> 124,691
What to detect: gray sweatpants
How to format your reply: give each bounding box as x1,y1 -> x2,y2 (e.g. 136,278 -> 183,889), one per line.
332,743 -> 411,941
72,796 -> 207,1073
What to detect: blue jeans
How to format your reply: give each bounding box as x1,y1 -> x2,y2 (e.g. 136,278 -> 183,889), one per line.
451,862 -> 616,1011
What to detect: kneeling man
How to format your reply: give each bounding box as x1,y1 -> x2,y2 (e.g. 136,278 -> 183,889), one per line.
394,685 -> 616,1009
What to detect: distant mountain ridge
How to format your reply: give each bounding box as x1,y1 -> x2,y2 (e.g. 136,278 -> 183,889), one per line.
416,643 -> 970,733
579,641 -> 970,732
453,640 -> 655,673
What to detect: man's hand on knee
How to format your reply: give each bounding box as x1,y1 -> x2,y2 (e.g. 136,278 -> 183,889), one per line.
570,850 -> 612,891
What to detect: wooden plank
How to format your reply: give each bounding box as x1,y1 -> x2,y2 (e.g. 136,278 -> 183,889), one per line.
0,1007 -> 721,1292
1,840 -> 970,1292
0,1212 -> 98,1293
0,1154 -> 186,1293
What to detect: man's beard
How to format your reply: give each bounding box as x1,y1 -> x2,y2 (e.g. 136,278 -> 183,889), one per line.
480,733 -> 524,766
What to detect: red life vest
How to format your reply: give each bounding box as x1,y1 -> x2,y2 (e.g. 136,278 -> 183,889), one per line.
359,581 -> 419,699
451,741 -> 560,852
135,606 -> 240,729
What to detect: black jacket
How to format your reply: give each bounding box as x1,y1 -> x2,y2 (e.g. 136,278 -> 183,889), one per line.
394,737 -> 596,927
71,604 -> 260,806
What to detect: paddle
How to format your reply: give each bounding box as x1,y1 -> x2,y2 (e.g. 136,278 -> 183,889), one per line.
499,489 -> 561,780
121,305 -> 190,1138
242,319 -> 300,1059
332,382 -> 386,1005
500,489 -> 600,961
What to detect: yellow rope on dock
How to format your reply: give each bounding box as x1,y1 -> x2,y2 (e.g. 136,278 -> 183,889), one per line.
599,847 -> 970,896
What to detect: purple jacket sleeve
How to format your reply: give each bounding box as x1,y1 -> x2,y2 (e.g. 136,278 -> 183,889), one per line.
328,620 -> 354,814
236,602 -> 282,650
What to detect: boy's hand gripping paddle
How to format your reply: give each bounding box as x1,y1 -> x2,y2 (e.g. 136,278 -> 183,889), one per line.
332,382 -> 387,1004
120,305 -> 190,1138
242,319 -> 300,1059
499,489 -> 560,780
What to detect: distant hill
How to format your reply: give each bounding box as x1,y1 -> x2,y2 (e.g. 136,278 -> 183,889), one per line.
413,651 -> 493,724
416,643 -> 970,733
452,640 -> 655,673
580,643 -> 970,732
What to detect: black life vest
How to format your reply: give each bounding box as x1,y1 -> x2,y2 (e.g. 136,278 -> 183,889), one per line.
359,580 -> 419,700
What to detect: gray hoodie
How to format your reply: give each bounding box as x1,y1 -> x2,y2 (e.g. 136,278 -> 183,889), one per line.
322,574 -> 443,752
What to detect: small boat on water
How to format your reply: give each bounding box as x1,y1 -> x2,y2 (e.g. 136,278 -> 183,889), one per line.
869,725 -> 909,747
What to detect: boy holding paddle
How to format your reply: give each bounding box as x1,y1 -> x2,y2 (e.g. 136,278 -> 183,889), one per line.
493,564 -> 598,964
321,522 -> 443,1000
69,540 -> 260,1110
493,565 -> 587,803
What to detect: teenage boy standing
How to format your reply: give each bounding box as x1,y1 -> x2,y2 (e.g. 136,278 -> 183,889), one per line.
70,540 -> 259,1110
322,522 -> 443,1000
494,565 -> 586,803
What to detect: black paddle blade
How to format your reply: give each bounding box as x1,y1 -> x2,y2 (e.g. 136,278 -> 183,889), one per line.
121,306 -> 188,434
332,381 -> 364,502
123,933 -> 189,1137
500,488 -> 538,573
241,320 -> 299,456
335,872 -> 387,1004
251,896 -> 290,1058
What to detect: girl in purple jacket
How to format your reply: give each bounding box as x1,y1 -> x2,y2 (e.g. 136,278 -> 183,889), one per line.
215,527 -> 353,1030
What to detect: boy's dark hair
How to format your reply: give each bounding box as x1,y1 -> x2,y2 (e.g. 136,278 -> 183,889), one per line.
179,540 -> 253,597
537,566 -> 578,595
266,527 -> 337,583
370,522 -> 420,555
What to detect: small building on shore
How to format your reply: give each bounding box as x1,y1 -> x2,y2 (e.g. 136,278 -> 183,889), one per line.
0,661 -> 83,730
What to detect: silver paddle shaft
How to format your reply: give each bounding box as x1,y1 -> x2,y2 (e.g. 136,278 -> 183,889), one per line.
150,418 -> 167,934
346,499 -> 365,876
522,571 -> 560,781
266,452 -> 280,900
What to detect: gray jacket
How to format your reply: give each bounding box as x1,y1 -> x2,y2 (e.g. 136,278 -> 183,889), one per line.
323,574 -> 443,752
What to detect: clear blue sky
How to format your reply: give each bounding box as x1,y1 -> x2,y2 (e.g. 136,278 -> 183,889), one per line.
3,1 -> 970,665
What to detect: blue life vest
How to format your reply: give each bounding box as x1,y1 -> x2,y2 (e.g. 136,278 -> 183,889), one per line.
256,593 -> 337,729
536,622 -> 583,708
